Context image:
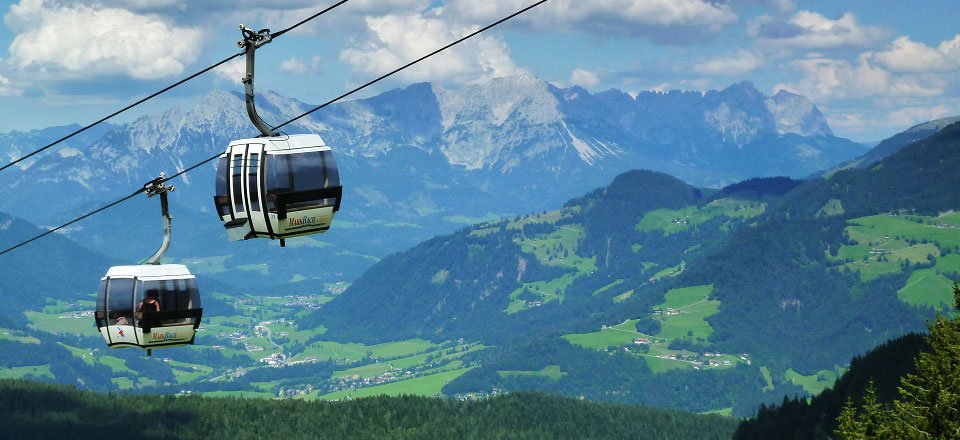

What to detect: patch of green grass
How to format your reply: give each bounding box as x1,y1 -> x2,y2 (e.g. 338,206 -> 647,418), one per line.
785,368 -> 838,395
700,408 -> 734,417
58,343 -> 96,366
284,236 -> 330,248
898,254 -> 960,308
498,365 -> 566,380
0,329 -> 39,344
387,345 -> 486,371
836,214 -> 950,281
563,320 -> 646,350
938,211 -> 960,226
655,285 -> 718,341
637,207 -> 697,234
167,360 -> 214,383
592,279 -> 624,297
99,355 -> 132,374
644,356 -> 693,373
0,365 -> 53,380
505,209 -> 572,230
661,285 -> 714,309
24,311 -> 99,337
516,224 -> 594,270
367,339 -> 436,359
316,368 -> 473,400
816,199 -> 845,217
444,213 -> 504,225
657,301 -> 720,340
178,255 -> 232,274
506,271 -> 585,314
468,226 -> 501,238
613,290 -> 634,303
650,261 -> 685,281
332,363 -> 392,379
760,366 -> 774,392
112,377 -> 135,389
237,263 -> 269,275
431,270 -> 449,285
637,199 -> 765,235
849,215 -> 960,249
291,341 -> 370,363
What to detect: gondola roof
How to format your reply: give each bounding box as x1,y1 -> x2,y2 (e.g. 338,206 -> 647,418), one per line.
104,264 -> 193,278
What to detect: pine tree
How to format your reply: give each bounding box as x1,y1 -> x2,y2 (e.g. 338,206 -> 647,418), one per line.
889,283 -> 960,439
836,283 -> 960,440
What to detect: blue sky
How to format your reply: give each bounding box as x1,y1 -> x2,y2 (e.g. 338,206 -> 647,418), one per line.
0,0 -> 958,142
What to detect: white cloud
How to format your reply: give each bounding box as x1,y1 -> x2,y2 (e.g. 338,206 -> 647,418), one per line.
885,105 -> 952,127
214,58 -> 246,85
824,112 -> 866,132
692,50 -> 763,76
340,13 -> 524,85
4,0 -> 203,80
775,54 -> 943,102
279,57 -> 308,75
0,74 -> 23,97
279,55 -> 323,75
869,36 -> 957,73
939,34 -> 960,63
751,11 -> 887,50
442,0 -> 737,42
569,68 -> 599,88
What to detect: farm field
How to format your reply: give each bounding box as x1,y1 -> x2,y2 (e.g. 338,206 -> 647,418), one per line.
636,198 -> 765,235
784,368 -> 840,395
563,284 -> 738,374
506,222 -> 597,313
832,213 -> 960,308
10,292 -> 485,401
498,364 -> 566,380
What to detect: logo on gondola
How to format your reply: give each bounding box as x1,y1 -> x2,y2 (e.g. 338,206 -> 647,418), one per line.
152,331 -> 181,341
116,328 -> 125,337
288,215 -> 317,229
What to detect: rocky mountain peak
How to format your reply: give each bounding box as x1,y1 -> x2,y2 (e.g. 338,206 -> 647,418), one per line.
765,89 -> 832,137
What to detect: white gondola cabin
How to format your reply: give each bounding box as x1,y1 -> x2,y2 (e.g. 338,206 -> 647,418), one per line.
94,264 -> 202,352
214,134 -> 341,244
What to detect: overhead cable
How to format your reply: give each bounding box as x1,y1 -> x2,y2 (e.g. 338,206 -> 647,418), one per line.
0,0 -> 351,175
0,0 -> 549,258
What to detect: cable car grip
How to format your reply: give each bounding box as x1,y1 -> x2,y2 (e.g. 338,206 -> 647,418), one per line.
143,173 -> 175,265
237,24 -> 278,137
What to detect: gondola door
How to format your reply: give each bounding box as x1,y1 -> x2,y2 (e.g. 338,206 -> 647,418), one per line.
225,143 -> 268,241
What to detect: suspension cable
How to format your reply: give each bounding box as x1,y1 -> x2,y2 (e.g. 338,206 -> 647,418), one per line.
0,0 -> 352,175
0,0 -> 548,258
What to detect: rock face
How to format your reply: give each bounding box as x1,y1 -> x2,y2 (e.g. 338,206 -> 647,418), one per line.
0,76 -> 864,281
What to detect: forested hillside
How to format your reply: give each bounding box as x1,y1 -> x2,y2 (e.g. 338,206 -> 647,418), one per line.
300,122 -> 960,415
305,170 -> 805,414
733,333 -> 926,439
0,379 -> 737,440
681,121 -> 960,373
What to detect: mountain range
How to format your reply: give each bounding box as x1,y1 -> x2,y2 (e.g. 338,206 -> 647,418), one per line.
2,75 -> 953,417
0,76 -> 865,289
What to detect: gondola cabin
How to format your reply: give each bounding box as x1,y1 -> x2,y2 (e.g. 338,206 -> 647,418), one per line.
95,264 -> 202,352
214,134 -> 341,244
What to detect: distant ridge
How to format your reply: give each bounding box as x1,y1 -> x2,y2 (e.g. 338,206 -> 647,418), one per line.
817,116 -> 960,177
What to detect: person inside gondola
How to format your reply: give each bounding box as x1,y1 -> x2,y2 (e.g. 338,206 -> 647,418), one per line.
137,289 -> 161,325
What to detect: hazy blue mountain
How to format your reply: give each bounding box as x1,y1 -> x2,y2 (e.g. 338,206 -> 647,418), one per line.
0,77 -> 864,290
0,211 -> 119,322
816,115 -> 960,177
